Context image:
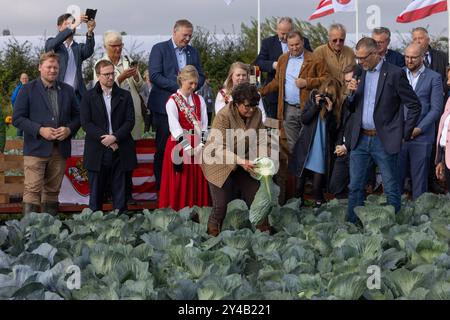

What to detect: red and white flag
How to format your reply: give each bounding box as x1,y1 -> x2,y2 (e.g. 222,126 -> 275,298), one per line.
309,0 -> 356,20
397,0 -> 447,23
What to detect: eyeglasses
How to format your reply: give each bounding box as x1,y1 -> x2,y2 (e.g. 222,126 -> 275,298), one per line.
356,51 -> 375,62
241,103 -> 258,110
332,38 -> 345,44
100,72 -> 115,78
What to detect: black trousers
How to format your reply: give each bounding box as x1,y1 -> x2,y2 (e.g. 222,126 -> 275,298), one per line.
329,154 -> 350,199
208,167 -> 260,226
88,149 -> 128,213
445,165 -> 450,192
153,112 -> 170,190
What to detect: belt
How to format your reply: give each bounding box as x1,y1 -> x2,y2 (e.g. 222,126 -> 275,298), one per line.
284,101 -> 301,108
361,129 -> 377,136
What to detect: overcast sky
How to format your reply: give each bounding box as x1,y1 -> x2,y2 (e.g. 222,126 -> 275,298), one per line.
0,0 -> 448,37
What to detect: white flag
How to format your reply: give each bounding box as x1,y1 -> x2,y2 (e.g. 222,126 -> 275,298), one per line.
224,0 -> 234,5
333,0 -> 356,12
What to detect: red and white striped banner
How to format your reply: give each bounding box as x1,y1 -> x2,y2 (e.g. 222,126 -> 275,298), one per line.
397,0 -> 447,23
309,0 -> 356,20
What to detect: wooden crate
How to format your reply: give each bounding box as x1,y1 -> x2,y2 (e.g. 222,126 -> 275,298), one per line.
0,142 -> 24,203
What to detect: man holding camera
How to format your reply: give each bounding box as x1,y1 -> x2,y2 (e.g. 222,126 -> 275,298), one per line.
45,12 -> 96,102
346,38 -> 421,224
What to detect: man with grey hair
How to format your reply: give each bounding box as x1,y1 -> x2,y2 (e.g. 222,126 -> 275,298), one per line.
345,37 -> 421,224
148,19 -> 205,191
372,27 -> 405,68
314,23 -> 355,86
255,17 -> 311,118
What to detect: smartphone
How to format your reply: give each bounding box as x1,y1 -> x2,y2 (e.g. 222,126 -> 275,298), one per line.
130,61 -> 138,68
85,8 -> 97,20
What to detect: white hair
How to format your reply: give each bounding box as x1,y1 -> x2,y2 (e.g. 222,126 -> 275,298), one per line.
103,30 -> 122,46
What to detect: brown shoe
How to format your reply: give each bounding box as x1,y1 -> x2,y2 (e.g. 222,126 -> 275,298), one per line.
207,222 -> 221,237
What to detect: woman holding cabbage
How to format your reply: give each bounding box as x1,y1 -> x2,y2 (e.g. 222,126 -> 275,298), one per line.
202,82 -> 271,236
288,78 -> 341,207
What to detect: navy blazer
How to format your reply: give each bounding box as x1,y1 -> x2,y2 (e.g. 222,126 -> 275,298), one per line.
45,29 -> 95,97
148,39 -> 205,115
385,49 -> 405,68
348,61 -> 421,154
403,67 -> 443,143
429,47 -> 448,94
12,78 -> 80,158
80,82 -> 137,172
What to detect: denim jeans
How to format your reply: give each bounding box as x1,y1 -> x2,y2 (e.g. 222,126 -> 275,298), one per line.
347,134 -> 401,223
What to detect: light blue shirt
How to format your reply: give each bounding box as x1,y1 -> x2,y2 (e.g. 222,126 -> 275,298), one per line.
280,40 -> 288,54
362,59 -> 384,130
284,53 -> 304,105
406,64 -> 425,90
172,39 -> 187,70
63,41 -> 77,90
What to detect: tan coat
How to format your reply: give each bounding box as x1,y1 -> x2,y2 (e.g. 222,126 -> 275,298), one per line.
201,104 -> 267,188
259,50 -> 329,121
314,44 -> 355,86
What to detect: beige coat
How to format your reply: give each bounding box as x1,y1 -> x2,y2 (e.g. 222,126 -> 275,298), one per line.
201,104 -> 267,188
314,44 -> 355,85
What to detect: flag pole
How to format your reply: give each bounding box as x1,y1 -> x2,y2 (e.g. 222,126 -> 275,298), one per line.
257,0 -> 261,53
355,0 -> 359,43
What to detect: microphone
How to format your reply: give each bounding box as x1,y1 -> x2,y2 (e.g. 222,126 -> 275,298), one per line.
353,64 -> 362,81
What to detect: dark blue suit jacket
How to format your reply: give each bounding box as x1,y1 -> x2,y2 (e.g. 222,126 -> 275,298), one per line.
45,29 -> 95,97
12,78 -> 80,158
348,61 -> 421,154
403,67 -> 443,143
80,82 -> 137,172
255,35 -> 311,107
148,39 -> 205,115
385,49 -> 405,68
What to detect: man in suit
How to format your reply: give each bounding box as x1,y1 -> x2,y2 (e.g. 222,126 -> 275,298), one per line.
255,17 -> 311,119
13,52 -> 81,215
346,38 -> 421,223
80,60 -> 137,214
45,13 -> 96,102
260,31 -> 328,203
372,27 -> 405,68
399,43 -> 443,200
148,19 -> 205,190
412,27 -> 448,194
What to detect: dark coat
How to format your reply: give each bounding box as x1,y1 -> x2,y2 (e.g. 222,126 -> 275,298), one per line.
335,98 -> 353,151
12,78 -> 80,158
288,94 -> 338,183
45,28 -> 95,97
385,49 -> 405,68
255,35 -> 312,106
347,61 -> 421,155
428,46 -> 448,95
80,82 -> 137,172
148,39 -> 205,115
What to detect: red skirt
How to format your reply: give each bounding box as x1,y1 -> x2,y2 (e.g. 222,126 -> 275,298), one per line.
158,135 -> 211,211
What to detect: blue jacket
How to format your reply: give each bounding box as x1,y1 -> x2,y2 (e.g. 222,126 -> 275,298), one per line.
11,83 -> 23,107
385,49 -> 405,68
148,39 -> 205,115
403,67 -> 443,143
45,28 -> 95,97
347,61 -> 421,154
12,78 -> 80,158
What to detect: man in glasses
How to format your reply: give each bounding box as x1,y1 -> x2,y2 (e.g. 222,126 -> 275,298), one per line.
399,43 -> 443,200
345,38 -> 421,224
45,13 -> 96,103
148,19 -> 205,192
255,17 -> 312,119
372,27 -> 404,68
79,60 -> 137,214
314,24 -> 355,87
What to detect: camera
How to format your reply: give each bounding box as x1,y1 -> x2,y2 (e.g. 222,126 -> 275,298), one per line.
318,93 -> 331,108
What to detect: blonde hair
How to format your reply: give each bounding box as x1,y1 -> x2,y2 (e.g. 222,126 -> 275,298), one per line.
223,62 -> 250,94
39,52 -> 59,65
177,65 -> 199,87
103,30 -> 122,47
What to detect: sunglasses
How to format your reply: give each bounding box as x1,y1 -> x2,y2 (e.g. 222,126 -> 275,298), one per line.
332,38 -> 345,44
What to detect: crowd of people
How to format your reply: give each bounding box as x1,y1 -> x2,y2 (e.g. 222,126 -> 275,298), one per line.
4,12 -> 450,235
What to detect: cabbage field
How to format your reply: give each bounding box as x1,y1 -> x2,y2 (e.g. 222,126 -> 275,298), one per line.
1,193 -> 450,300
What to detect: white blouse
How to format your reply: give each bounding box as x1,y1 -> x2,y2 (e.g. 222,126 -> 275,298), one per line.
214,90 -> 267,123
166,90 -> 208,140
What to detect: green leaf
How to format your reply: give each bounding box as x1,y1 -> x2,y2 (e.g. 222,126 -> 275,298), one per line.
385,268 -> 427,297
327,272 -> 367,300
